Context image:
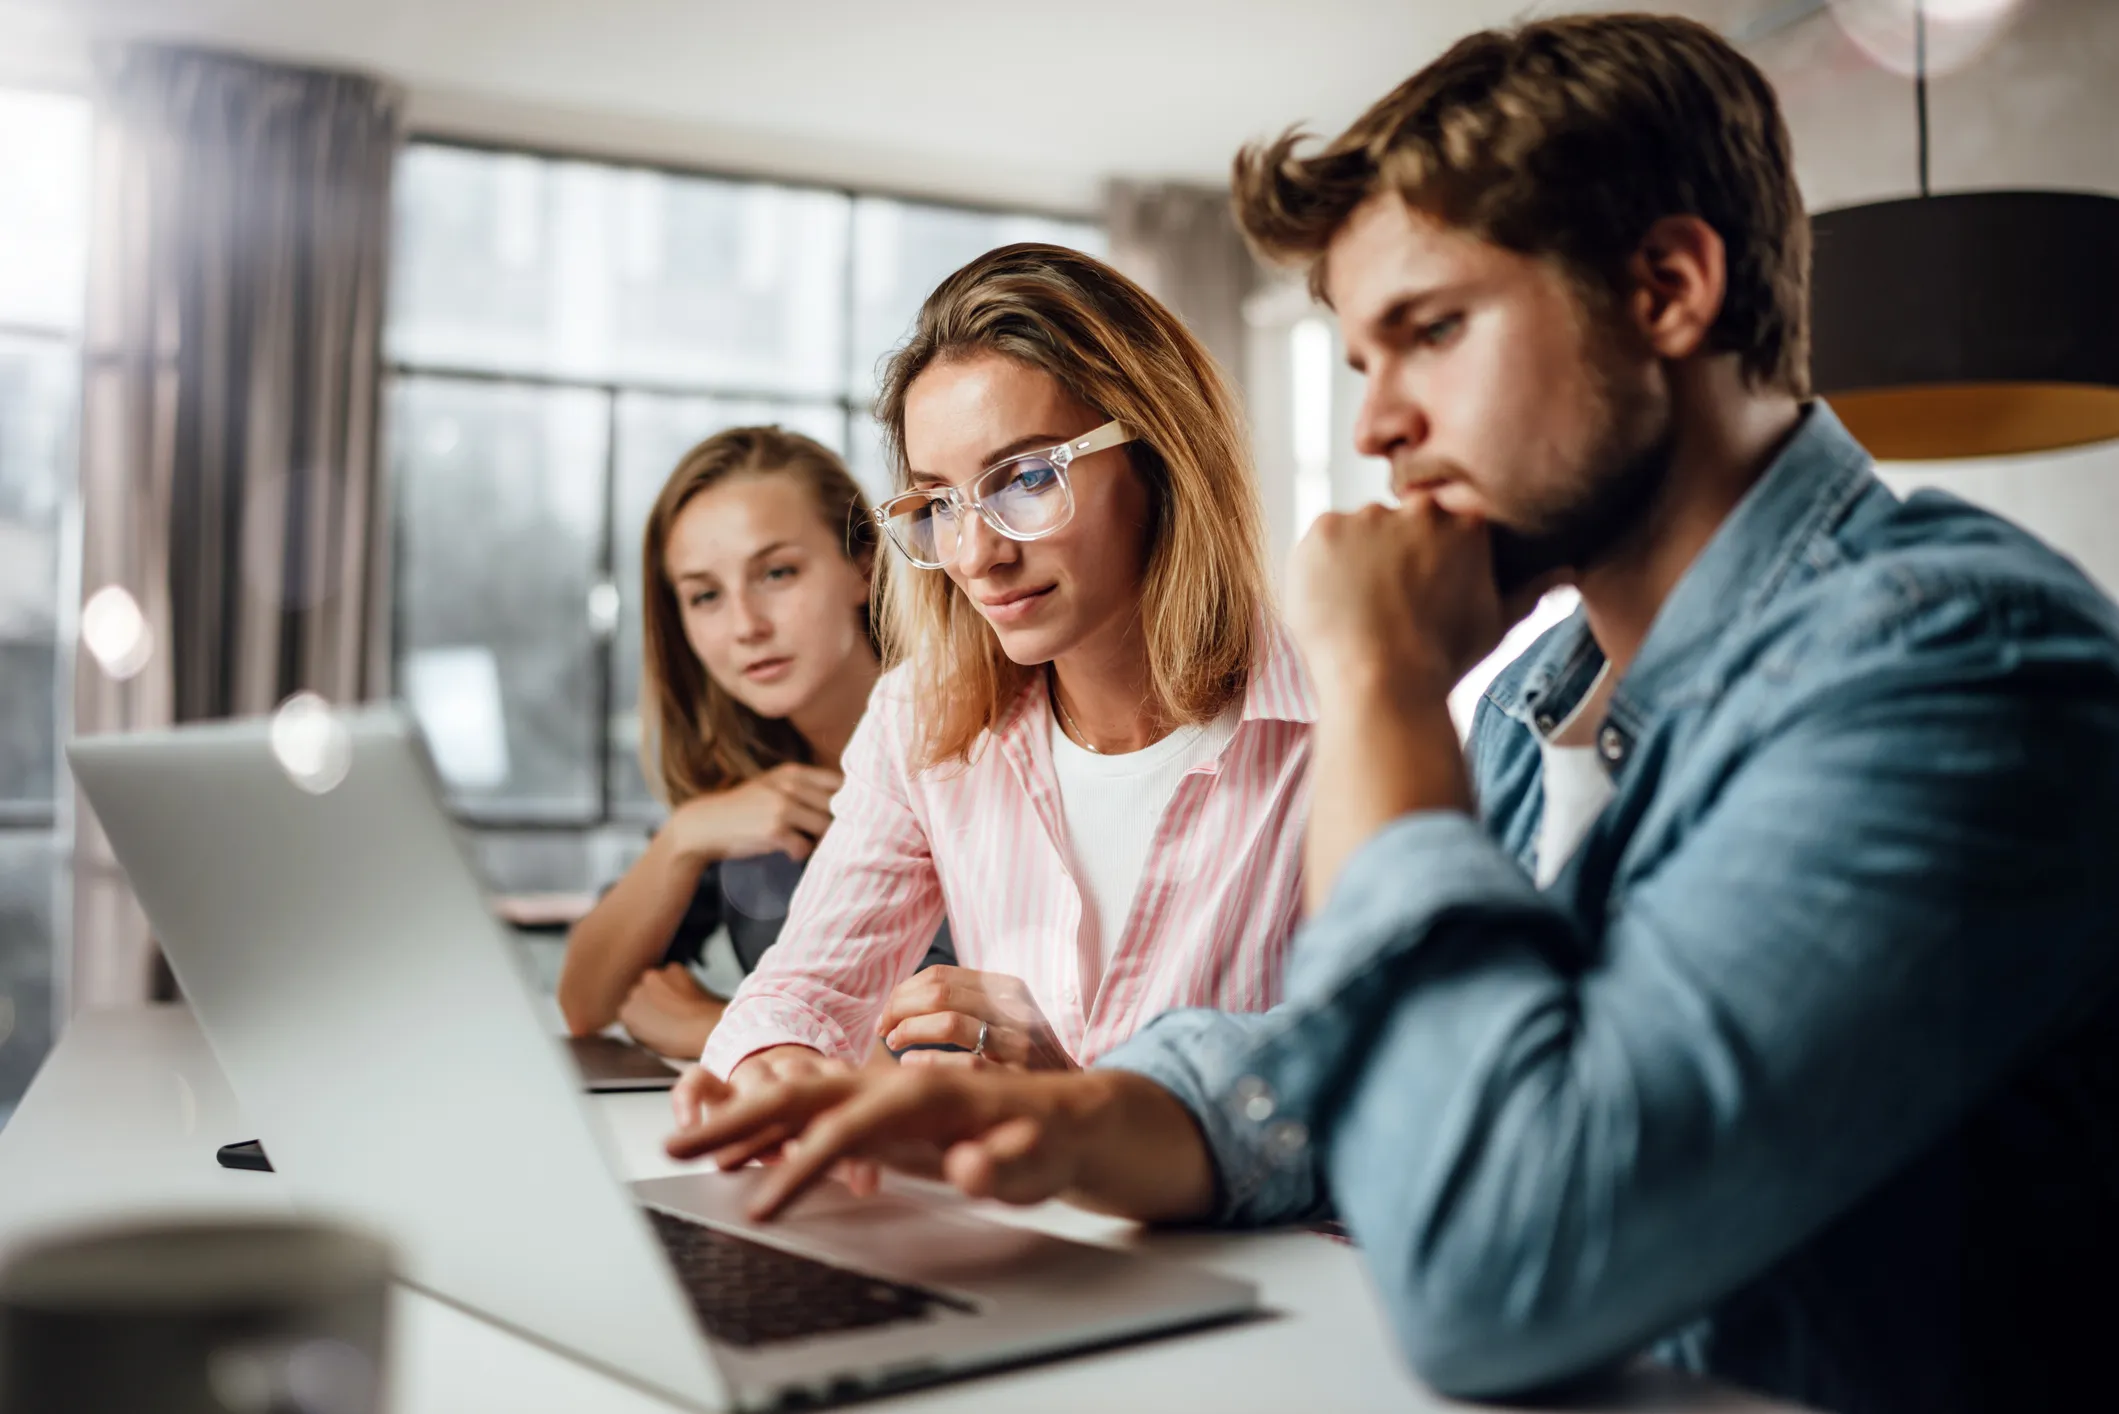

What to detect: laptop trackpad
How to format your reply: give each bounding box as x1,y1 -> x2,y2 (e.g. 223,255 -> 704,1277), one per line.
631,1170 -> 1087,1291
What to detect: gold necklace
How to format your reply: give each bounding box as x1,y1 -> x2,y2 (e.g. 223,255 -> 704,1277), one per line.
1050,677 -> 1101,754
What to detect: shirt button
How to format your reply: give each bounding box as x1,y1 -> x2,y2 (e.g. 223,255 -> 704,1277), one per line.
1533,712 -> 1558,735
1598,724 -> 1627,762
1231,1075 -> 1275,1124
1263,1119 -> 1309,1163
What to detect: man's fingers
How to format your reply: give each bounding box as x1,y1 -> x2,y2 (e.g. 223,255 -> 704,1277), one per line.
865,1137 -> 950,1180
664,1074 -> 851,1160
708,1122 -> 794,1173
748,1117 -> 869,1219
747,1077 -> 973,1220
940,1114 -> 1066,1205
944,1132 -> 1001,1196
669,1066 -> 731,1130
748,1094 -> 914,1218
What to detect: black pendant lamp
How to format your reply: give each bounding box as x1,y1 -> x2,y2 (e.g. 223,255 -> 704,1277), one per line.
1808,0 -> 2119,460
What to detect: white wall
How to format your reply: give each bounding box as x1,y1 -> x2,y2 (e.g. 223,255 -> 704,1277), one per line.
1879,445 -> 2119,598
1243,273 -> 1394,597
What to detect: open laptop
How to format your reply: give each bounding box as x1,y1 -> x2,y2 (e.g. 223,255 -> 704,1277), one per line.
68,707 -> 1256,1411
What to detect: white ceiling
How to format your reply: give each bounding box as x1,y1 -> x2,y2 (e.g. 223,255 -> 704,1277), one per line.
0,0 -> 1765,210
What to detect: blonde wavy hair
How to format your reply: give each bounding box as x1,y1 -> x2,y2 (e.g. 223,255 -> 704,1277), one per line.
873,243 -> 1269,770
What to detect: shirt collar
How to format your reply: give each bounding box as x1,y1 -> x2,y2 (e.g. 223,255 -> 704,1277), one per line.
1241,616 -> 1319,726
1488,400 -> 1878,732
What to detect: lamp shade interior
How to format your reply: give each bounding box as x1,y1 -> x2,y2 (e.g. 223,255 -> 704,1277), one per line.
1827,382 -> 2119,460
1810,191 -> 2119,461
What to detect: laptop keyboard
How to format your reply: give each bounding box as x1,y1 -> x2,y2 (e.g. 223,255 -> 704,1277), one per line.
646,1206 -> 972,1349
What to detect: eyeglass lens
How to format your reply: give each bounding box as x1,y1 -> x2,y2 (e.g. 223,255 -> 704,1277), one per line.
884,455 -> 1071,565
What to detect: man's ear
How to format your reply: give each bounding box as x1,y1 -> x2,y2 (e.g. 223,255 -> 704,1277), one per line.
1626,214 -> 1727,362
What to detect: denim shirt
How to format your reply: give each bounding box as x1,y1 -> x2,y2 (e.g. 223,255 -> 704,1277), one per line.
1101,405 -> 2119,1413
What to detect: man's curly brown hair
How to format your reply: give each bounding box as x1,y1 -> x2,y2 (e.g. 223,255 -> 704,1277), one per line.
1232,13 -> 1811,396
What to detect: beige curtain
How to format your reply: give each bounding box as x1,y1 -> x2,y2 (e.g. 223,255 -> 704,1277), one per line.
1103,180 -> 1263,393
71,46 -> 403,1009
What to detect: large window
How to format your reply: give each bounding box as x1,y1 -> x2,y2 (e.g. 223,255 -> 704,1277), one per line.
0,89 -> 92,1125
384,142 -> 1102,888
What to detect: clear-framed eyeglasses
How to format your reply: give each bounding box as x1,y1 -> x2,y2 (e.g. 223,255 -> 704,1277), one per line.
872,420 -> 1136,570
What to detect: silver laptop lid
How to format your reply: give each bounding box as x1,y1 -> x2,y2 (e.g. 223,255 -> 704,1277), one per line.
69,707 -> 726,1411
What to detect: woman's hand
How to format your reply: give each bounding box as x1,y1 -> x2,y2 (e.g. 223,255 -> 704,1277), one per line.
616,963 -> 725,1059
875,966 -> 1078,1071
663,764 -> 844,865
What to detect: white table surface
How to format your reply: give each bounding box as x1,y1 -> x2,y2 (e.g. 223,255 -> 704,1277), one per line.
0,1006 -> 1808,1414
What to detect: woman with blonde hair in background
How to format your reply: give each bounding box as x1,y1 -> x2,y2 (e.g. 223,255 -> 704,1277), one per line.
673,243 -> 1315,1129
558,425 -> 951,1059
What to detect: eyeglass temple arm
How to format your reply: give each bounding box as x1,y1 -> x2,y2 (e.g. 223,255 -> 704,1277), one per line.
875,420 -> 1136,520
1061,421 -> 1133,461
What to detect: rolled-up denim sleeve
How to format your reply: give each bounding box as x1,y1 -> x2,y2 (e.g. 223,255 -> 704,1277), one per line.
1119,609 -> 2119,1400
1098,1008 -> 1325,1226
1097,813 -> 1565,1227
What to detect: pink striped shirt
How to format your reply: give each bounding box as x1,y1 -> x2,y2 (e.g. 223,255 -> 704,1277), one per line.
701,621 -> 1317,1077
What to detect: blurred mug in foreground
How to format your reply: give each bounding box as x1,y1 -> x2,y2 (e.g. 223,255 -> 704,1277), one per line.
0,1218 -> 393,1414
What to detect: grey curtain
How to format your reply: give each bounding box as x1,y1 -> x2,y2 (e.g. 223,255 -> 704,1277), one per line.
1104,180 -> 1263,394
71,46 -> 402,1010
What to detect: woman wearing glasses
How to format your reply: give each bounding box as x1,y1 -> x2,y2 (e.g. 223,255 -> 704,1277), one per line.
686,244 -> 1314,1097
557,426 -> 951,1059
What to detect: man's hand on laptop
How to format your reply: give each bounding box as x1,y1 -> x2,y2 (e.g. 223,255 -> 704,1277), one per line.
671,1047 -> 878,1187
663,1066 -> 1216,1225
672,1046 -> 846,1131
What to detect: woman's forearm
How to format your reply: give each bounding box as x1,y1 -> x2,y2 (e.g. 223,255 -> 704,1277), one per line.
557,832 -> 711,1035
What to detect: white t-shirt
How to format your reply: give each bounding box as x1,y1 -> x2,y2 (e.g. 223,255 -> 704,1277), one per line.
1532,664 -> 1617,887
1049,707 -> 1238,987
1533,742 -> 1615,887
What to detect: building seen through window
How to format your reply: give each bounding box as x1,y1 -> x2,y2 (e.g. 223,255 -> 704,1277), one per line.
384,142 -> 1103,889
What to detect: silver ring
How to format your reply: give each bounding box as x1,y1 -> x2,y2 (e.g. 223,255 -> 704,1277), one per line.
972,1022 -> 991,1059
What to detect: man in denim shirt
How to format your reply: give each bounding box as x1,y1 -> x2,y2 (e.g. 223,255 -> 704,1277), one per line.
667,15 -> 2119,1411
